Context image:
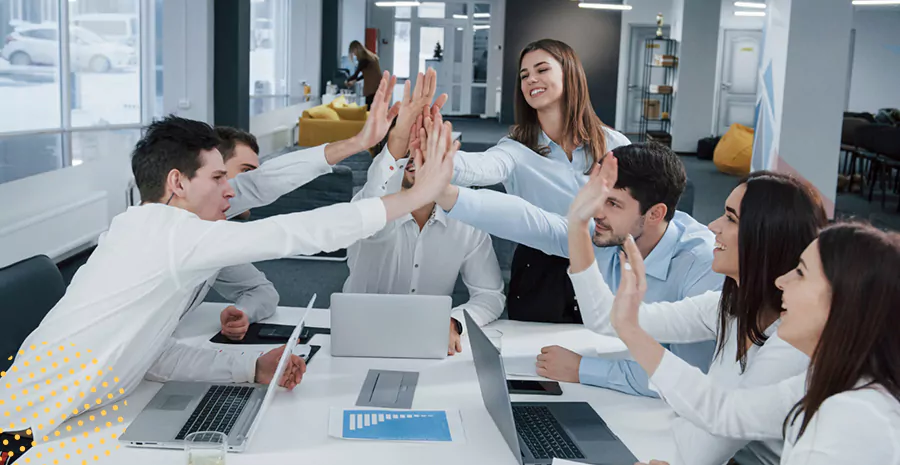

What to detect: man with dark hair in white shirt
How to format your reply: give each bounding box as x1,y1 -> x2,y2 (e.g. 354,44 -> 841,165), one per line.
1,72 -> 459,452
344,70 -> 505,355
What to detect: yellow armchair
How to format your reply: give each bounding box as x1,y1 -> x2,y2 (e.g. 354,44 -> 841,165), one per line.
297,97 -> 369,147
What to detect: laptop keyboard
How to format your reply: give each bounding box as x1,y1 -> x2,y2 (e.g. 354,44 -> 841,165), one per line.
512,405 -> 586,460
175,385 -> 255,440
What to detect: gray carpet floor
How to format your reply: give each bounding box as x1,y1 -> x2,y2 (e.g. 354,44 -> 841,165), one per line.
58,119 -> 900,308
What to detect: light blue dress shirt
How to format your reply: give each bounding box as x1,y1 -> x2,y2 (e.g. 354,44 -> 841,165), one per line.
452,128 -> 633,216
446,187 -> 724,397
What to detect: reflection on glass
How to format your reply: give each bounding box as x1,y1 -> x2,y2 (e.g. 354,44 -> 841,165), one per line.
250,0 -> 288,100
471,86 -> 486,115
395,6 -> 411,19
418,2 -> 446,18
0,0 -> 62,132
69,0 -> 141,127
419,26 -> 444,79
451,84 -> 461,112
393,21 -> 411,78
71,129 -> 141,167
0,133 -> 63,184
155,0 -> 164,118
472,3 -> 491,84
452,27 -> 463,84
447,3 -> 467,19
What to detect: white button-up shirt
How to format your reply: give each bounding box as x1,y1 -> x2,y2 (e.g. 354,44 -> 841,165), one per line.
4,145 -> 387,433
651,353 -> 900,465
342,147 -> 505,327
569,264 -> 811,465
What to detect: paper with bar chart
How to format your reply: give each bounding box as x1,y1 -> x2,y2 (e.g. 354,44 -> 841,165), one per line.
328,408 -> 466,443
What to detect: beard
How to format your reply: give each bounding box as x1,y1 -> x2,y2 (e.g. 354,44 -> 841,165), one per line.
401,175 -> 414,189
591,216 -> 645,248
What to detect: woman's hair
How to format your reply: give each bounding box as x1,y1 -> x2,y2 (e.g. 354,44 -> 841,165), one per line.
508,39 -> 609,174
349,40 -> 378,63
784,222 -> 900,440
716,171 -> 828,371
783,223 -> 900,439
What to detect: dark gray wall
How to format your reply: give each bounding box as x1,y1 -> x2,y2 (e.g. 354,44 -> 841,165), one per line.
213,0 -> 251,129
501,2 -> 622,126
320,0 -> 341,93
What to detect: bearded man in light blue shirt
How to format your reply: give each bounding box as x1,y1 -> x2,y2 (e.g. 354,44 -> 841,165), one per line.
435,141 -> 724,397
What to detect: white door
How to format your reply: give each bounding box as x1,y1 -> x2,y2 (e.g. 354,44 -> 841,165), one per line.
623,26 -> 669,134
716,30 -> 762,135
412,22 -> 467,115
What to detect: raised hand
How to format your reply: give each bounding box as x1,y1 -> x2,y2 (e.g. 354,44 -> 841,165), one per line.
610,235 -> 647,334
354,71 -> 400,150
410,113 -> 459,203
567,153 -> 618,223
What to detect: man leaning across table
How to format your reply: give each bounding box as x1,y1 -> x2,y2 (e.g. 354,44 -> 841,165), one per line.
0,72 -> 462,459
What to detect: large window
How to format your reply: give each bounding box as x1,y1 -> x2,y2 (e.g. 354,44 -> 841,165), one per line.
249,0 -> 290,117
0,0 -> 155,185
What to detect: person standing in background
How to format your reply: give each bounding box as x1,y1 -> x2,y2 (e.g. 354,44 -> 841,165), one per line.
347,40 -> 382,109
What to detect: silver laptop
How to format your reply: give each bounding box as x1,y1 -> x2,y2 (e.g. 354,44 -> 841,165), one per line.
121,295 -> 315,452
330,293 -> 451,359
465,311 -> 638,464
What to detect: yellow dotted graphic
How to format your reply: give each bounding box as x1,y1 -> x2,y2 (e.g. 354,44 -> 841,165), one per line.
2,342 -> 128,464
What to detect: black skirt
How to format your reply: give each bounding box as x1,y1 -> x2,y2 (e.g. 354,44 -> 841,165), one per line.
506,244 -> 582,324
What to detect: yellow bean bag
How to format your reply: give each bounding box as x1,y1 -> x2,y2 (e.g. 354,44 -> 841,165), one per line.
714,123 -> 754,176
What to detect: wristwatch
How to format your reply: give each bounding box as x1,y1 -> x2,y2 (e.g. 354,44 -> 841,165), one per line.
452,317 -> 463,335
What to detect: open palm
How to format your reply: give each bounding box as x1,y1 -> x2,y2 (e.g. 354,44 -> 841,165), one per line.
356,71 -> 401,149
568,153 -> 618,223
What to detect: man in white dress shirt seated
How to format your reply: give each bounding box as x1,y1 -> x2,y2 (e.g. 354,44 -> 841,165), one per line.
1,71 -> 460,444
195,125 -> 278,342
344,72 -> 505,354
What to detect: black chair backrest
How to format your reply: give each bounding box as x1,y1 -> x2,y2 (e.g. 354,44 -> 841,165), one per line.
841,117 -> 870,147
856,124 -> 900,159
0,255 -> 66,371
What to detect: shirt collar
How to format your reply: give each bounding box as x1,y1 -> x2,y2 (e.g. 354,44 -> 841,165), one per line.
539,130 -> 585,151
405,204 -> 448,227
642,220 -> 681,281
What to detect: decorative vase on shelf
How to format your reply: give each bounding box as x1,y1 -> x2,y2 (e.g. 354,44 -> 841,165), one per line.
656,13 -> 664,38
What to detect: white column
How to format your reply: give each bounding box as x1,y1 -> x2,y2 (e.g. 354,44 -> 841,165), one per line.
751,0 -> 853,217
162,0 -> 215,122
669,0 -> 722,152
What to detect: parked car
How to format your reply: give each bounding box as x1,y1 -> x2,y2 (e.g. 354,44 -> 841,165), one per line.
1,24 -> 135,73
71,13 -> 138,47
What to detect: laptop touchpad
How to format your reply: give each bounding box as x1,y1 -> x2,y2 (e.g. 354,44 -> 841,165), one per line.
160,395 -> 193,411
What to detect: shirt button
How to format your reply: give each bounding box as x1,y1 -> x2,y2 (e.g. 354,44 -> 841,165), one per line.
389,166 -> 394,171
411,289 -> 416,293
414,264 -> 419,268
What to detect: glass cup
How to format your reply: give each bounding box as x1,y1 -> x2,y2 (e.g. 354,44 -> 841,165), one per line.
185,431 -> 227,465
483,329 -> 503,353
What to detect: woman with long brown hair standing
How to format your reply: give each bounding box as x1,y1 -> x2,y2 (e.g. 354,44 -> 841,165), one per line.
611,222 -> 900,465
449,39 -> 631,324
347,40 -> 382,109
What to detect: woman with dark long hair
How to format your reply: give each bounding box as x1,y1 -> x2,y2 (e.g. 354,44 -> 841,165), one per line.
451,39 -> 631,324
567,169 -> 829,464
347,40 -> 382,109
612,222 -> 900,465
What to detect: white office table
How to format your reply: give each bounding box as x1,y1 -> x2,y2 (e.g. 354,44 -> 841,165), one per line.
21,303 -> 678,465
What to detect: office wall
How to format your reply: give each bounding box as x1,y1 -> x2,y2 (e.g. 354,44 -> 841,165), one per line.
289,0 -> 323,98
847,9 -> 900,113
501,0 -> 621,125
366,2 -> 394,77
669,0 -> 722,152
340,0 -> 368,55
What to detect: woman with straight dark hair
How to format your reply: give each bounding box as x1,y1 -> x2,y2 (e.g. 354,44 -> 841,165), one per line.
449,38 -> 631,324
612,222 -> 900,465
567,170 -> 828,465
